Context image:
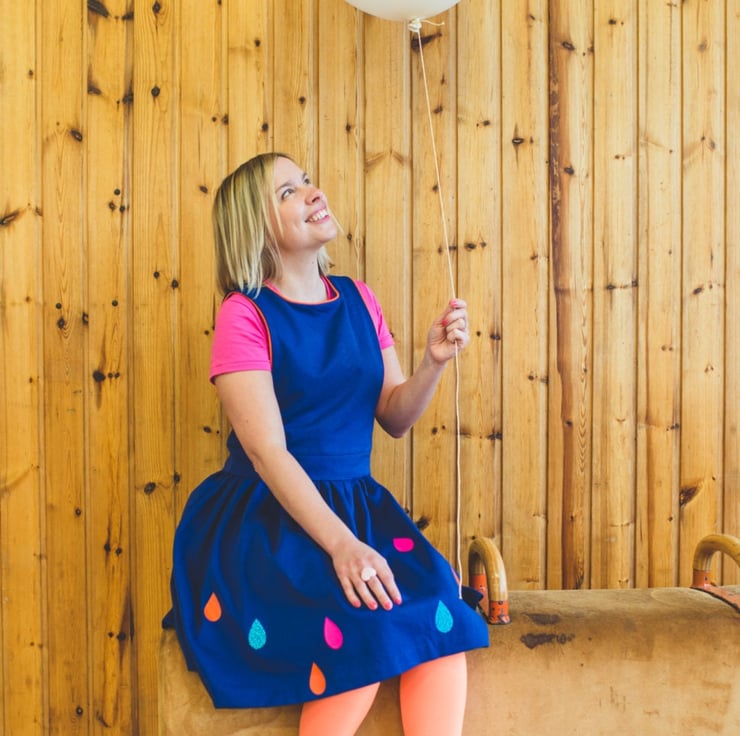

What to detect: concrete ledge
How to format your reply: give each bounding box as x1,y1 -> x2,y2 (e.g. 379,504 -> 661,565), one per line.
159,586 -> 740,735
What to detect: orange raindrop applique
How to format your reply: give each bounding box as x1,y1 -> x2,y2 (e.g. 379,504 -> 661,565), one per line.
204,592 -> 222,622
309,662 -> 327,696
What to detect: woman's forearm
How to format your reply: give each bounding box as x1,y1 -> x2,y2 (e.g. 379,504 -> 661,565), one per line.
375,299 -> 469,438
249,444 -> 356,555
375,351 -> 447,438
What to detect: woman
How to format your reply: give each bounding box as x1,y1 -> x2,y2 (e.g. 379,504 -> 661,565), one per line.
165,152 -> 489,735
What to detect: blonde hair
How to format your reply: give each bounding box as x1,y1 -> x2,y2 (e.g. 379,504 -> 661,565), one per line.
212,152 -> 332,295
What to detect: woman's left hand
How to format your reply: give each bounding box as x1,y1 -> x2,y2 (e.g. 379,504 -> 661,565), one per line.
427,298 -> 470,364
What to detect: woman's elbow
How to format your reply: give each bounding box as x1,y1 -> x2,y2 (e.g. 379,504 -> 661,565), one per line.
376,416 -> 410,439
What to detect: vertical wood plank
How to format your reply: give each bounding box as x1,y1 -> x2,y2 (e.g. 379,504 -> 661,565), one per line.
224,0 -> 271,453
131,0 -> 178,730
635,0 -> 682,588
227,0 -> 271,166
590,1 -> 638,589
317,0 -> 362,280
40,1 -> 91,732
273,0 -> 315,169
410,12 -> 457,560
177,0 -> 224,524
547,0 -> 594,589
85,4 -> 134,733
362,16 -> 412,507
726,0 -> 740,587
679,0 -> 725,586
499,1 -> 550,588
457,0 -> 502,566
0,1 -> 44,732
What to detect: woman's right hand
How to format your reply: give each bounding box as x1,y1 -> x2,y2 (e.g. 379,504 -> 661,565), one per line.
330,538 -> 403,611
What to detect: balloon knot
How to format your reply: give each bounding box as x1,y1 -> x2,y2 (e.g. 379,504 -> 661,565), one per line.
408,18 -> 422,33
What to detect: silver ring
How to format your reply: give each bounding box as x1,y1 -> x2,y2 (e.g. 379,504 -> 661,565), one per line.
360,566 -> 377,582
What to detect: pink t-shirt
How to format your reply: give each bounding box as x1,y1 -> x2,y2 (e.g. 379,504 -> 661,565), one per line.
209,278 -> 394,382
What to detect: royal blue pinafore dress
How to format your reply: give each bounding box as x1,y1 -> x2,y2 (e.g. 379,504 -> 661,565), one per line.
164,275 -> 489,708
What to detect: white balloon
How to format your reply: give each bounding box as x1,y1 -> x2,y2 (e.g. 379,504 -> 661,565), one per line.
345,0 -> 461,23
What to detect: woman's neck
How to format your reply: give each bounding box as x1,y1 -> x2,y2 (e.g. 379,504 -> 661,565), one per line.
269,270 -> 328,303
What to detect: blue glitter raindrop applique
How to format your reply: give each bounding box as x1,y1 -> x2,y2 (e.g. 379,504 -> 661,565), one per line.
435,601 -> 454,633
248,618 -> 267,649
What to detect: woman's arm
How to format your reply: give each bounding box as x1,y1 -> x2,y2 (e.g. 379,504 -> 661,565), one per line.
215,370 -> 402,610
375,299 -> 469,437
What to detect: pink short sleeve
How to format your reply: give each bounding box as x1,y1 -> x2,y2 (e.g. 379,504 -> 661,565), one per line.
209,293 -> 271,382
354,281 -> 394,350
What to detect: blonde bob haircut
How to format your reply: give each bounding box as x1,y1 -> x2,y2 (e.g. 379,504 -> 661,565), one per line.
212,152 -> 332,295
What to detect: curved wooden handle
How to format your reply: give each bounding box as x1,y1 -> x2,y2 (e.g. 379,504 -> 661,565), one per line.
691,533 -> 740,614
468,537 -> 510,625
692,533 -> 740,574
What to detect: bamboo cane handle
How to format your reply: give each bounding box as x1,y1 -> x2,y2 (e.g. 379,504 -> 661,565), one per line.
692,532 -> 740,587
690,533 -> 740,613
692,533 -> 740,574
468,537 -> 510,625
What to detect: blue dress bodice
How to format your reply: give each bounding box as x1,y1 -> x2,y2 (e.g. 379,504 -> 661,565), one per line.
223,275 -> 384,480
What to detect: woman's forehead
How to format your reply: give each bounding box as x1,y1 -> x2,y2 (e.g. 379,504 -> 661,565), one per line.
273,156 -> 304,182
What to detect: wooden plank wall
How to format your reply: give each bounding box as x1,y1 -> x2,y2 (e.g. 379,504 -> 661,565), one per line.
0,0 -> 737,732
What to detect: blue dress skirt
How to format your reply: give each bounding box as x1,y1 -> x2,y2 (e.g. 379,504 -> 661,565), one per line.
164,275 -> 489,708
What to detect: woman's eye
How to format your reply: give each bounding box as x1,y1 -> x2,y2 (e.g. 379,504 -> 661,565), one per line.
280,188 -> 294,200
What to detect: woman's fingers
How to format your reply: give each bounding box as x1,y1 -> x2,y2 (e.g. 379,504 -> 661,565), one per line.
438,300 -> 469,348
359,568 -> 403,611
377,568 -> 403,606
364,575 -> 389,610
332,541 -> 403,611
340,564 -> 402,611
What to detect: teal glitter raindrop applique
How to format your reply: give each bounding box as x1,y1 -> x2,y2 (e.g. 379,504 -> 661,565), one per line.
248,618 -> 267,649
434,601 -> 454,633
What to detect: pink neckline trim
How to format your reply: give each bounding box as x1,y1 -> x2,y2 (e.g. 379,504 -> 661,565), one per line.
263,276 -> 339,304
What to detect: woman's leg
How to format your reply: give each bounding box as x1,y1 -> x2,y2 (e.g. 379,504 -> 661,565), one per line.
399,653 -> 467,736
299,682 -> 381,736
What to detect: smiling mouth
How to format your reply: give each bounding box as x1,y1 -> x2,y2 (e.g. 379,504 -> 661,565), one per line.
307,208 -> 329,223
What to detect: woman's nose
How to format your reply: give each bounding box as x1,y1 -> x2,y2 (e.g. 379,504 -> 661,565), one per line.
306,186 -> 323,202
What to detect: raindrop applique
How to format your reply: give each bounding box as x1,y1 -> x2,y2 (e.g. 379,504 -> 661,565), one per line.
435,601 -> 454,633
204,592 -> 222,622
309,662 -> 327,696
248,619 -> 267,650
393,537 -> 415,553
324,617 -> 344,650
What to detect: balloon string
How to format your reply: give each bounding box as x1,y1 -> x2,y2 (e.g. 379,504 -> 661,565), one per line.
411,19 -> 463,600
412,20 -> 456,299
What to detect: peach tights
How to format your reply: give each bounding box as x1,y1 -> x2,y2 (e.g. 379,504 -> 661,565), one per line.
298,653 -> 467,736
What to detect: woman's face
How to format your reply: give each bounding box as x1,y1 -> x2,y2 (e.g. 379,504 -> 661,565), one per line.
271,156 -> 336,254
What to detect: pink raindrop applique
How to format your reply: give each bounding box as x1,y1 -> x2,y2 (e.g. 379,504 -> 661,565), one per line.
435,601 -> 454,633
248,619 -> 267,650
204,592 -> 222,622
393,537 -> 415,553
323,617 -> 344,650
309,662 -> 327,696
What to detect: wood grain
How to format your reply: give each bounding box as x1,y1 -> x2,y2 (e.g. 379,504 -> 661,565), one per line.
1,1 -> 738,732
